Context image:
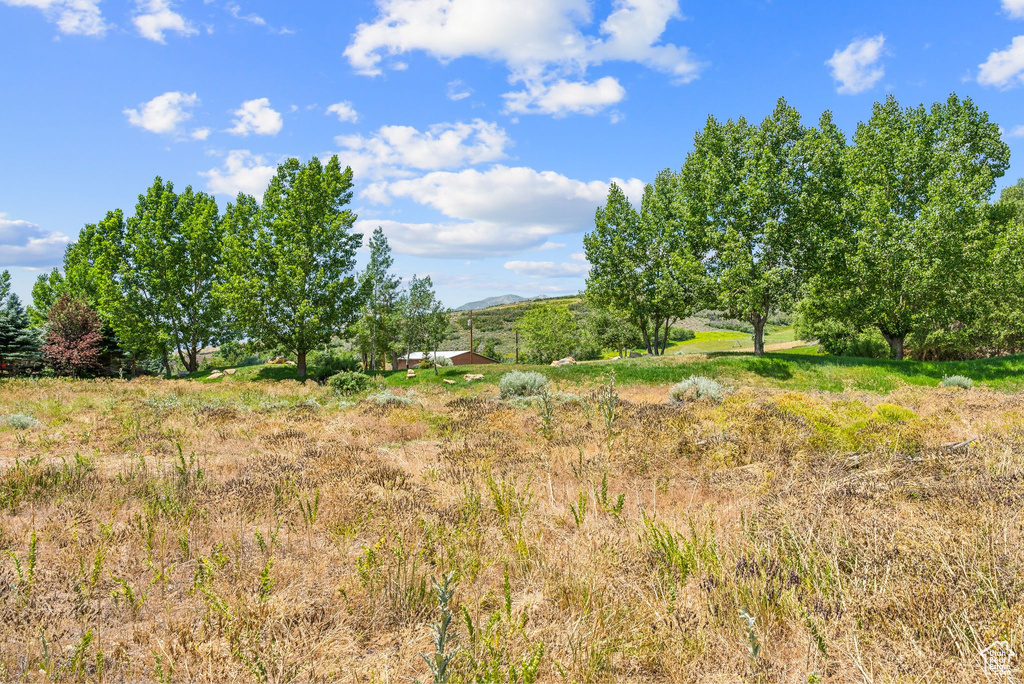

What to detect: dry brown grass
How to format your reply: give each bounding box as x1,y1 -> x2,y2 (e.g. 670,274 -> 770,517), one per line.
1,375 -> 1022,682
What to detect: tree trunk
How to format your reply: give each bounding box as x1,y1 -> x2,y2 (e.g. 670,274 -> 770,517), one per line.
752,315 -> 767,356
662,319 -> 670,355
434,342 -> 439,375
881,331 -> 905,361
652,325 -> 661,357
188,349 -> 198,374
640,323 -> 652,355
296,349 -> 307,380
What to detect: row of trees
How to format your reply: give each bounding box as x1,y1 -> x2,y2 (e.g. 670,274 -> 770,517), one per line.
586,93 -> 1016,360
2,157 -> 452,380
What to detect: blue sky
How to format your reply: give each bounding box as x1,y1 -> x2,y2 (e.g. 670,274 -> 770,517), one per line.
3,0 -> 1024,308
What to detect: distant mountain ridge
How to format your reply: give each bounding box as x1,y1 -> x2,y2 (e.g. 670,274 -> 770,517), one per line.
455,294 -> 527,311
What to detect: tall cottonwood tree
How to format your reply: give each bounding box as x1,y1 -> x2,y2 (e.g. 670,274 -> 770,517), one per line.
802,94 -> 1009,359
218,156 -> 361,380
680,98 -> 835,355
354,227 -> 402,370
117,179 -> 224,373
585,171 -> 708,355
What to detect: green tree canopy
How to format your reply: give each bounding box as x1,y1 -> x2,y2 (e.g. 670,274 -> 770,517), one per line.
519,304 -> 578,364
354,227 -> 402,370
218,156 -> 361,379
680,98 -> 839,355
585,170 -> 708,355
803,93 -> 1009,359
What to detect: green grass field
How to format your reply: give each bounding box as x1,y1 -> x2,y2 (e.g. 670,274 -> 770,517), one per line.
192,348 -> 1024,394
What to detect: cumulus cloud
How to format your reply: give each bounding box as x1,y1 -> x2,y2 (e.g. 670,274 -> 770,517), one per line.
200,150 -> 277,199
979,36 -> 1024,88
359,166 -> 644,257
826,35 -> 886,94
326,101 -> 358,123
503,76 -> 625,116
191,127 -> 211,140
0,213 -> 71,268
1,0 -> 108,36
337,119 -> 510,180
229,98 -> 283,136
344,0 -> 701,116
503,260 -> 590,277
133,0 -> 197,43
123,91 -> 200,135
1004,0 -> 1024,18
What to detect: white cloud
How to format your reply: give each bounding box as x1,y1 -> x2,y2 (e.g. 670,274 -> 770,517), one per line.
226,2 -> 265,25
504,260 -> 590,277
1004,0 -> 1024,18
133,0 -> 197,43
503,76 -> 625,116
1,0 -> 108,36
229,98 -> 283,136
344,0 -> 701,116
337,119 -> 510,180
360,165 -> 644,257
447,79 -> 473,101
326,101 -> 358,123
0,214 -> 71,268
979,36 -> 1024,88
200,150 -> 276,199
826,35 -> 886,94
191,127 -> 211,140
123,91 -> 199,135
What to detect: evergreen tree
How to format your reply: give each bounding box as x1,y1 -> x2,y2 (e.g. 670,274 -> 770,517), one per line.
0,271 -> 40,375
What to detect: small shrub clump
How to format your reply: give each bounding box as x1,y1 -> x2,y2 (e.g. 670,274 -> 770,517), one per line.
310,349 -> 362,383
368,389 -> 415,407
669,375 -> 724,404
668,326 -> 696,342
327,371 -> 372,394
499,371 -> 549,399
4,413 -> 39,430
940,375 -> 974,389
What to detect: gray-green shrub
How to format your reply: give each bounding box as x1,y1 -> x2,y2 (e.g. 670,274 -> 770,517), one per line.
499,371 -> 548,399
940,375 -> 974,389
4,414 -> 39,430
669,376 -> 724,404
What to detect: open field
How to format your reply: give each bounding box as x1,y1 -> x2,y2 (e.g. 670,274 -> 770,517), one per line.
1,354 -> 1023,682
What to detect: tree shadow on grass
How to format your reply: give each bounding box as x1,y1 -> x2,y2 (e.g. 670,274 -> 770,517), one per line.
742,356 -> 794,380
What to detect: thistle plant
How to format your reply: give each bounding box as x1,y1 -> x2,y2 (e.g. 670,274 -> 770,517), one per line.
420,572 -> 460,684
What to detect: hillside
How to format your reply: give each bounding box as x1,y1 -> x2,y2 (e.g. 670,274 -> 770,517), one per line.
454,294 -> 527,310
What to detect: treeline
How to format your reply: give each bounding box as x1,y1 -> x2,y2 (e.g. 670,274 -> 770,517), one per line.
586,93 -> 1022,361
0,157 -> 451,380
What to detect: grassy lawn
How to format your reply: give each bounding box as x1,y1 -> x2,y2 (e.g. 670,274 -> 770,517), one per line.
189,348 -> 1024,394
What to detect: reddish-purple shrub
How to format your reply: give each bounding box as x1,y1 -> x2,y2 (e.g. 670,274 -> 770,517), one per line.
43,295 -> 104,376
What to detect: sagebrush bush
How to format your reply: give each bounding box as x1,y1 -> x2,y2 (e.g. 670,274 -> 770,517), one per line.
669,375 -> 724,403
4,413 -> 39,429
940,374 -> 974,389
368,389 -> 414,406
327,371 -> 372,394
499,371 -> 548,398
